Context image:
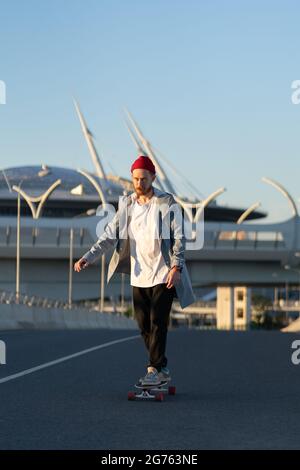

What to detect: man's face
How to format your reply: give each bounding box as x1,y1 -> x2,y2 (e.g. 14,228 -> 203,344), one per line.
132,168 -> 155,196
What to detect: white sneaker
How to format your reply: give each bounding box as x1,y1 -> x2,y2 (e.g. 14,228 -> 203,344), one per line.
158,367 -> 171,382
140,368 -> 161,386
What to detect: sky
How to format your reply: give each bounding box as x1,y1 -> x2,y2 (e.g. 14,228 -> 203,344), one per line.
0,0 -> 300,223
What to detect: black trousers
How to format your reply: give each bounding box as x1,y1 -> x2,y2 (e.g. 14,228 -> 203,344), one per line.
132,283 -> 176,372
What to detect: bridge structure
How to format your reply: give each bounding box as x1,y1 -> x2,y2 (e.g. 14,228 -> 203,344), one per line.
1,102 -> 300,330
1,211 -> 300,330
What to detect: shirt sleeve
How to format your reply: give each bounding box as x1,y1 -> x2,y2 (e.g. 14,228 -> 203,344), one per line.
82,210 -> 120,264
169,197 -> 185,269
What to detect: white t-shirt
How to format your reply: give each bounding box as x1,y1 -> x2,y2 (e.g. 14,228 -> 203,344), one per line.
128,193 -> 170,288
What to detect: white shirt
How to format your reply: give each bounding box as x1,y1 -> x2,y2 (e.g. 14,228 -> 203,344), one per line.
128,192 -> 170,288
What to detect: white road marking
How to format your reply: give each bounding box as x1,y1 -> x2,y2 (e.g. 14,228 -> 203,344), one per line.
0,335 -> 140,384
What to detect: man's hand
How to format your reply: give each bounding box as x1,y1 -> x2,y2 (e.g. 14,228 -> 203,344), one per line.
166,267 -> 181,289
74,258 -> 89,272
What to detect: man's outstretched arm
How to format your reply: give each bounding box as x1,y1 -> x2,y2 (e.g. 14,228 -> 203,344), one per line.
74,210 -> 119,272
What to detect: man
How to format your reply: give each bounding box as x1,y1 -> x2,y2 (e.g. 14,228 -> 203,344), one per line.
74,155 -> 195,385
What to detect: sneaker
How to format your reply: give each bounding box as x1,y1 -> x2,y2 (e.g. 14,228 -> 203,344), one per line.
138,367 -> 150,384
158,367 -> 171,383
140,368 -> 161,386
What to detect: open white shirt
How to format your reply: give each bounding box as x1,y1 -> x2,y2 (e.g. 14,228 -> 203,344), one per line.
128,192 -> 170,288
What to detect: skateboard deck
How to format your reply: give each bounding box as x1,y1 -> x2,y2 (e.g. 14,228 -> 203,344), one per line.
128,380 -> 176,401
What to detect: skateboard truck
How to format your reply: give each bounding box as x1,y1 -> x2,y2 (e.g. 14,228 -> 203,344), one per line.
128,381 -> 176,401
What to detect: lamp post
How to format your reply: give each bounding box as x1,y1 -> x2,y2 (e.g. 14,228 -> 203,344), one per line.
121,272 -> 125,313
77,169 -> 108,312
69,209 -> 98,308
12,179 -> 61,302
16,188 -> 22,302
68,228 -> 74,308
271,272 -> 279,307
284,264 -> 300,323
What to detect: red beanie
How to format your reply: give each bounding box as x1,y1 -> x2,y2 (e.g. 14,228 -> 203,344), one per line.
131,155 -> 156,175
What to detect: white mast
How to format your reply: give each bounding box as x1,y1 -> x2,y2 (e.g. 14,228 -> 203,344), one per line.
124,108 -> 176,194
73,99 -> 107,190
124,118 -> 165,191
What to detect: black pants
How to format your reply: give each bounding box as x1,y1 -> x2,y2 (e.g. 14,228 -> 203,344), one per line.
132,283 -> 175,372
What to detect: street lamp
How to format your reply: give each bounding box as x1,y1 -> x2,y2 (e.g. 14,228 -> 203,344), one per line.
271,272 -> 279,306
77,169 -> 107,312
12,179 -> 61,302
68,228 -> 74,309
68,208 -> 97,308
121,272 -> 125,313
15,181 -> 23,302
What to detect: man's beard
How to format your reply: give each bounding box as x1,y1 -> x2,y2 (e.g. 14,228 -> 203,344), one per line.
135,185 -> 152,195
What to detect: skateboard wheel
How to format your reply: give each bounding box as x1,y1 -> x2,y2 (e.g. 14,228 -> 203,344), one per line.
128,392 -> 136,401
155,392 -> 164,402
168,386 -> 176,395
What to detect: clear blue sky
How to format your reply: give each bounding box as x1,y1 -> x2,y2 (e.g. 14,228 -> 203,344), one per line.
0,0 -> 299,223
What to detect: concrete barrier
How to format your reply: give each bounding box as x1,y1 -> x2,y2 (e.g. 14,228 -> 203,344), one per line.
0,303 -> 138,330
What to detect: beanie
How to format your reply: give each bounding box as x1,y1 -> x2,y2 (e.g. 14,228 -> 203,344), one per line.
130,155 -> 156,175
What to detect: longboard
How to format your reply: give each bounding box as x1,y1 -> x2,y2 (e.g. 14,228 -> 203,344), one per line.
128,380 -> 176,401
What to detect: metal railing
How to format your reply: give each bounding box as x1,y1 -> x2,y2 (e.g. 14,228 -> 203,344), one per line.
0,225 -> 288,251
0,289 -> 71,309
0,289 -> 132,315
0,226 -> 94,248
204,230 -> 285,250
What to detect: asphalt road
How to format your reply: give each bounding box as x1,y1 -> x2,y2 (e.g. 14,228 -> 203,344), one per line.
0,327 -> 299,450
